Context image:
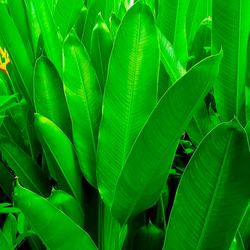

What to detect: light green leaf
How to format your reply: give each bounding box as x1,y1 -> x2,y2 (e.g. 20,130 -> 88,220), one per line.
212,0 -> 250,124
34,56 -> 71,137
24,0 -> 41,59
158,29 -> 186,83
34,114 -> 83,203
63,31 -> 102,187
239,202 -> 250,249
163,119 -> 250,249
90,13 -> 113,91
48,189 -> 84,228
97,2 -> 160,210
0,137 -> 51,196
31,0 -> 62,72
230,232 -> 245,250
0,4 -> 33,106
8,0 -> 34,61
0,230 -> 10,250
157,0 -> 190,66
53,0 -> 84,38
3,214 -> 17,248
186,0 -> 211,46
110,52 -> 222,225
14,184 -> 98,250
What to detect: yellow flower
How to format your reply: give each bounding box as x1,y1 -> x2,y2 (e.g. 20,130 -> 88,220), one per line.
0,47 -> 11,76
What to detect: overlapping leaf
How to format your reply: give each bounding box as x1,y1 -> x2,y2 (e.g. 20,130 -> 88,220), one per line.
63,32 -> 102,187
14,184 -> 98,250
163,119 -> 250,249
110,53 -> 222,225
97,2 -> 160,209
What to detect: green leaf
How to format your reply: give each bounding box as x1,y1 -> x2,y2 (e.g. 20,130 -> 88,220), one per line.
63,31 -> 102,187
34,56 -> 71,137
90,13 -> 113,91
110,52 -> 222,225
48,189 -> 84,228
239,202 -> 250,249
31,0 -> 62,72
75,5 -> 88,40
163,119 -> 250,249
8,0 -> 34,61
0,203 -> 20,214
230,232 -> 245,250
0,230 -> 10,250
158,29 -> 186,83
157,0 -> 190,66
24,0 -> 41,58
0,4 -> 33,106
0,137 -> 51,196
53,0 -> 84,38
14,184 -> 98,250
186,0 -> 212,46
34,114 -> 83,203
97,2 -> 160,211
0,95 -> 17,113
3,214 -> 17,248
212,0 -> 250,124
82,0 -> 116,51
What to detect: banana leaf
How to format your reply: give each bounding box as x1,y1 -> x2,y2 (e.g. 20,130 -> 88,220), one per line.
34,114 -> 83,204
212,0 -> 250,125
110,52 -> 222,225
14,183 -> 98,250
34,56 -> 71,137
62,31 -> 102,187
163,119 -> 250,249
97,1 -> 159,212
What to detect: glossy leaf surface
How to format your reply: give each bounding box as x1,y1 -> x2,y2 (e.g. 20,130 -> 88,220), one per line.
63,32 -> 102,187
163,120 -> 250,249
14,184 -> 98,250
34,56 -> 71,137
212,0 -> 250,124
111,53 -> 222,225
97,2 -> 159,210
34,114 -> 83,203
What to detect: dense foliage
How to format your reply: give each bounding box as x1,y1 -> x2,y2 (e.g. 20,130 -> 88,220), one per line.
0,0 -> 249,249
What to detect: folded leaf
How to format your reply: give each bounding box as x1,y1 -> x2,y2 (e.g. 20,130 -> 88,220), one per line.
34,56 -> 71,137
53,0 -> 84,38
163,119 -> 250,249
97,1 -> 160,209
34,114 -> 83,203
63,31 -> 102,187
110,52 -> 222,225
14,184 -> 98,250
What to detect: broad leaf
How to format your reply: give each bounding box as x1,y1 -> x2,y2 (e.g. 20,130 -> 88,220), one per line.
31,0 -> 62,72
157,0 -> 190,66
63,31 -> 102,187
48,189 -> 84,228
163,119 -> 250,249
53,0 -> 84,38
90,13 -> 113,91
14,184 -> 98,250
0,230 -> 10,250
34,114 -> 83,203
212,0 -> 250,124
97,2 -> 160,209
0,137 -> 51,196
34,56 -> 71,137
110,52 -> 222,225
